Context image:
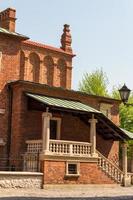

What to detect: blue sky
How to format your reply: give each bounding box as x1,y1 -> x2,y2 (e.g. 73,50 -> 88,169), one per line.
1,0 -> 133,92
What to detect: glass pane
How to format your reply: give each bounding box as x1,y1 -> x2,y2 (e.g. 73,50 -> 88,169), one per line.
68,164 -> 77,174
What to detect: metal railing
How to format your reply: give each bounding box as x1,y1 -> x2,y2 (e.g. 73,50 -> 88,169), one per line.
23,152 -> 40,172
0,153 -> 40,172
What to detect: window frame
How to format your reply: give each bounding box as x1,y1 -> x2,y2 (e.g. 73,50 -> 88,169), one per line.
66,161 -> 80,177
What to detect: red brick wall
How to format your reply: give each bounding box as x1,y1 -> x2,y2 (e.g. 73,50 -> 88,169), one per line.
61,113 -> 90,142
0,35 -> 21,90
97,133 -> 119,163
0,86 -> 9,158
111,104 -> 120,126
42,160 -> 115,184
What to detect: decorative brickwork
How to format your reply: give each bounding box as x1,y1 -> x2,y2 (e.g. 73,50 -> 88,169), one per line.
61,24 -> 72,53
0,8 -> 16,32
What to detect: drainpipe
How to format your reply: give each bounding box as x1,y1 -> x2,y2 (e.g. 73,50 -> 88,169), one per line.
6,84 -> 13,169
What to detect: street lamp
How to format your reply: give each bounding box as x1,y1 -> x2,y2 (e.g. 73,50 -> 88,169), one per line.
119,84 -> 133,106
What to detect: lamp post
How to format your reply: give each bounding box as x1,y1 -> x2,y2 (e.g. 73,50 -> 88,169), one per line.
119,84 -> 133,106
119,84 -> 133,186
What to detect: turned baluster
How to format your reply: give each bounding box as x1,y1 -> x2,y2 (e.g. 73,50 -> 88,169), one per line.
70,144 -> 73,155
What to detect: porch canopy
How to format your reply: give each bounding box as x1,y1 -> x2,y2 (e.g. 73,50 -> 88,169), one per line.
26,93 -> 133,141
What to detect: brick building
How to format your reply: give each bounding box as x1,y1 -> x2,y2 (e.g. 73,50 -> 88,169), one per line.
0,8 -> 132,187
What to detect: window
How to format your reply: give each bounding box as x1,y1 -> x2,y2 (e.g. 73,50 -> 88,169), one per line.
66,162 -> 80,176
50,117 -> 61,140
68,164 -> 77,174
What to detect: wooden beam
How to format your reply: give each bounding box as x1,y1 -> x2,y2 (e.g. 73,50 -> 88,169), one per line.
96,115 -> 124,140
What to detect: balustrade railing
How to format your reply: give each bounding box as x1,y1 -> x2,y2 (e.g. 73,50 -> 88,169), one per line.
97,150 -> 124,183
26,139 -> 92,156
49,140 -> 92,156
26,140 -> 42,153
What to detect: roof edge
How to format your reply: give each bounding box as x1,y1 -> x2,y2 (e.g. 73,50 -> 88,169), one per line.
0,27 -> 29,40
22,40 -> 76,57
7,80 -> 121,103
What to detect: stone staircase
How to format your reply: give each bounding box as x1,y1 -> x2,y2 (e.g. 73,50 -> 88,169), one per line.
97,150 -> 124,184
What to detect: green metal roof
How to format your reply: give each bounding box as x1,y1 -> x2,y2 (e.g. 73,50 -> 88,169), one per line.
25,92 -> 133,141
26,93 -> 101,114
0,27 -> 29,39
120,128 -> 133,139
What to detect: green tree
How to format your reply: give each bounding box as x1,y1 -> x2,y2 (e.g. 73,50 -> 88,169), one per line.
79,68 -> 109,96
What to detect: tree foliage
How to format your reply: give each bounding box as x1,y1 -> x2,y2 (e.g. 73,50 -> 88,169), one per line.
79,68 -> 109,96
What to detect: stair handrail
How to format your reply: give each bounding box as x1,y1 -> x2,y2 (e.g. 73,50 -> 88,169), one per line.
97,150 -> 124,175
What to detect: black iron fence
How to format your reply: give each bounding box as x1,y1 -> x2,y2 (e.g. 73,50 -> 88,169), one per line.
0,153 -> 40,172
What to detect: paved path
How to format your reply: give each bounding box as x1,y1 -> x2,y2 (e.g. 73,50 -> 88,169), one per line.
0,185 -> 133,199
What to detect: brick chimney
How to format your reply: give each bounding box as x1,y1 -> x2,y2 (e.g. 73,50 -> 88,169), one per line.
60,24 -> 72,53
0,8 -> 16,32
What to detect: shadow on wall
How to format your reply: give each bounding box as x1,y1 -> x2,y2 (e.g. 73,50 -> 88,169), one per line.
0,196 -> 133,200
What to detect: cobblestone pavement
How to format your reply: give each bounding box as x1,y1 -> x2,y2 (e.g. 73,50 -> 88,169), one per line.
0,185 -> 133,199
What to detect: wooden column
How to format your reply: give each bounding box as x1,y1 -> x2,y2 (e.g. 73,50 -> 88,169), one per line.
89,114 -> 98,157
42,111 -> 52,154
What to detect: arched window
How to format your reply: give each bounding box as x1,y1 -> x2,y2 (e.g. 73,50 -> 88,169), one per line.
20,51 -> 25,80
57,59 -> 67,88
44,56 -> 54,86
29,53 -> 40,82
